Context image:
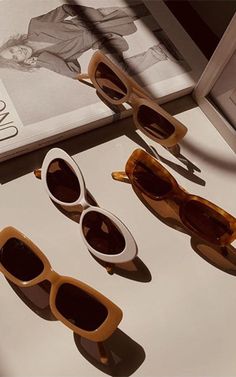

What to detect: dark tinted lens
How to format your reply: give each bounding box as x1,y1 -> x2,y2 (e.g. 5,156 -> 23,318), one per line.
0,238 -> 44,281
95,62 -> 127,100
46,158 -> 80,203
82,211 -> 125,255
181,200 -> 232,244
132,161 -> 173,198
137,105 -> 175,139
56,283 -> 108,331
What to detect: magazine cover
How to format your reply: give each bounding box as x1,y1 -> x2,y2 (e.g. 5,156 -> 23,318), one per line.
0,0 -> 200,162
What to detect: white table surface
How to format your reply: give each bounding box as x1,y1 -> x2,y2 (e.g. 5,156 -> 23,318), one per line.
0,95 -> 236,377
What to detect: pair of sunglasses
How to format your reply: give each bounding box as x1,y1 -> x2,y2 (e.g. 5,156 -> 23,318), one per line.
112,149 -> 236,246
77,51 -> 187,147
0,226 -> 122,363
34,148 -> 137,271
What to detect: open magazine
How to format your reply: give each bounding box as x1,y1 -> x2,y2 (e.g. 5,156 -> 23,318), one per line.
0,0 -> 207,162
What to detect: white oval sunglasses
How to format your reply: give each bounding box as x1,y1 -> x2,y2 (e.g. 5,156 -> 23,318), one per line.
34,148 -> 137,269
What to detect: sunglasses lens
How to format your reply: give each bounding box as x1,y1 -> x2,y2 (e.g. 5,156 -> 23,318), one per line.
0,238 -> 44,281
132,161 -> 172,198
181,200 -> 231,244
46,158 -> 80,203
95,62 -> 127,100
82,211 -> 125,255
56,283 -> 108,331
137,105 -> 175,139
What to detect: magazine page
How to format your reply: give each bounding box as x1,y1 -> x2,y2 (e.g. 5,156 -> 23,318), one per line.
0,0 -> 197,162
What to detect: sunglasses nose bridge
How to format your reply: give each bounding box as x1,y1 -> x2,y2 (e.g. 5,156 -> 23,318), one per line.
128,91 -> 140,105
47,269 -> 61,284
80,196 -> 90,210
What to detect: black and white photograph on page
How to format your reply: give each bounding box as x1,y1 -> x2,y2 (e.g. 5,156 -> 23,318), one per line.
0,0 -> 191,162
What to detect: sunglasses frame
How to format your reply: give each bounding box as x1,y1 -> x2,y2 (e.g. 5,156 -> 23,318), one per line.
0,226 -> 123,342
113,148 -> 236,246
37,148 -> 137,264
78,50 -> 187,147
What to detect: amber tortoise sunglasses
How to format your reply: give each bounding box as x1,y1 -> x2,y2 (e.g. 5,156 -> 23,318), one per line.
112,148 -> 236,246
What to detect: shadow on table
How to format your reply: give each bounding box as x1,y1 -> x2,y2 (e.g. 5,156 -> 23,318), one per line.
0,117 -> 153,185
6,278 -> 145,374
74,329 -> 145,376
0,96 -> 198,186
149,144 -> 205,186
7,279 -> 57,321
0,365 -> 8,377
191,239 -> 236,276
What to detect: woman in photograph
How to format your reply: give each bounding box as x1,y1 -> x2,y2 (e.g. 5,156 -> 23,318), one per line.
0,3 -> 179,78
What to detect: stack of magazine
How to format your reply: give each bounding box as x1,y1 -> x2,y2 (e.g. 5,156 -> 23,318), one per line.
0,0 -> 207,162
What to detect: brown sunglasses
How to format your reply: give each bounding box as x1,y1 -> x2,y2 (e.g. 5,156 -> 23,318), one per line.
0,227 -> 122,363
77,51 -> 187,147
112,149 -> 236,246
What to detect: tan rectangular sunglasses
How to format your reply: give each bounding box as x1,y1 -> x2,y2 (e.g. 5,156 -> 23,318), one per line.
0,226 -> 122,364
77,51 -> 187,147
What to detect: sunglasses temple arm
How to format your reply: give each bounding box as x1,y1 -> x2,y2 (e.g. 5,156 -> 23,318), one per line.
77,73 -> 89,80
77,74 -> 126,96
76,73 -> 96,89
34,169 -> 42,180
97,341 -> 109,365
111,171 -> 130,184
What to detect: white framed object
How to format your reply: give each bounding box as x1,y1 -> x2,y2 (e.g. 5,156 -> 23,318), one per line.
193,13 -> 236,153
40,147 -> 137,264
